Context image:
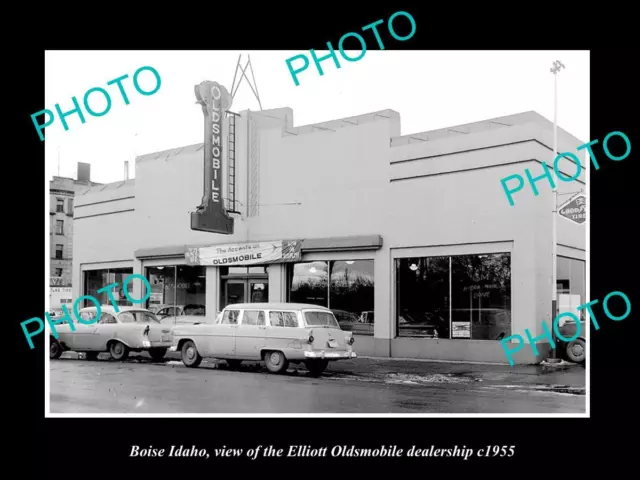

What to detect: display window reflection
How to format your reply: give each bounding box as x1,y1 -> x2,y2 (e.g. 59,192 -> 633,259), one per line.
83,268 -> 134,308
145,266 -> 207,324
396,257 -> 449,338
395,253 -> 511,340
289,262 -> 329,307
450,254 -> 511,340
557,256 -> 586,320
288,260 -> 374,336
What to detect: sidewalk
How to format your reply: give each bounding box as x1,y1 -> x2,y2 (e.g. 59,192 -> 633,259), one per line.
158,351 -> 586,389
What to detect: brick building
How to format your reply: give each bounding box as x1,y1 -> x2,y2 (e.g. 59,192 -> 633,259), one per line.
49,162 -> 101,308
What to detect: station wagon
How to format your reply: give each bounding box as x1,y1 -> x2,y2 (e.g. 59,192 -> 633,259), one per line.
170,302 -> 356,375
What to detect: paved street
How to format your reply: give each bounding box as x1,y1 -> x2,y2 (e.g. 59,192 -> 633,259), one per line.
49,353 -> 586,414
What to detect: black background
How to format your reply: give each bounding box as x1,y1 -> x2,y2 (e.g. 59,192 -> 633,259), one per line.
11,6 -> 636,475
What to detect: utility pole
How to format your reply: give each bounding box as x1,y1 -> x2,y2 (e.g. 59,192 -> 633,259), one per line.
550,59 -> 565,360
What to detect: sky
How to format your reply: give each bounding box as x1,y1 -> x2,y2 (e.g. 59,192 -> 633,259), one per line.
44,50 -> 589,185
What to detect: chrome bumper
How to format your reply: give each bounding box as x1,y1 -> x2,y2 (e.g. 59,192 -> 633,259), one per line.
143,340 -> 173,348
304,350 -> 356,359
169,345 -> 178,352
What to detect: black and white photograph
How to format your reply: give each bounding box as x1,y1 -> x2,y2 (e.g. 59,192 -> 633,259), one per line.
42,49 -> 592,416
10,8 -> 638,472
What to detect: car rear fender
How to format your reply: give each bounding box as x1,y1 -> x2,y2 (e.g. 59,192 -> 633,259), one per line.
176,337 -> 200,352
106,337 -> 135,350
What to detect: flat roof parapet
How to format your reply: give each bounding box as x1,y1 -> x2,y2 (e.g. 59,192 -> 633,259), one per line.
283,109 -> 399,137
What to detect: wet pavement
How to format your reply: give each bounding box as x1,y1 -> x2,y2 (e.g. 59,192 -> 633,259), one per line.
49,352 -> 586,414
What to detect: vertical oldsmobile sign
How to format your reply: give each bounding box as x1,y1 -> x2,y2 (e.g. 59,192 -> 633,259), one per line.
191,81 -> 235,234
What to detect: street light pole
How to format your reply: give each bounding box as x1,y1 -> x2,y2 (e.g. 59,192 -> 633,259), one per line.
550,60 -> 565,359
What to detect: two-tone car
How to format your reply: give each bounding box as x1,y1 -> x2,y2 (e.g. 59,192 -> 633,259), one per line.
170,302 -> 356,376
49,305 -> 174,362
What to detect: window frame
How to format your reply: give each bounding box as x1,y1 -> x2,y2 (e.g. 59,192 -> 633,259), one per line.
220,309 -> 242,325
98,312 -> 117,324
266,310 -> 300,328
394,252 -> 512,341
301,309 -> 340,328
240,309 -> 266,326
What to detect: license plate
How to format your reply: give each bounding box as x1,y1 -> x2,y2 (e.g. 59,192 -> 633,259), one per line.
325,352 -> 340,358
328,339 -> 338,348
162,335 -> 171,342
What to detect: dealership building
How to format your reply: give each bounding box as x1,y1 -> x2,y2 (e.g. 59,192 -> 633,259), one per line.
72,104 -> 586,364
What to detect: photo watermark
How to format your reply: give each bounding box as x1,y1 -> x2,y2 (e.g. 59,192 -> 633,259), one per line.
32,66 -> 162,141
285,11 -> 417,87
23,274 -> 152,349
499,290 -> 631,365
500,131 -> 631,206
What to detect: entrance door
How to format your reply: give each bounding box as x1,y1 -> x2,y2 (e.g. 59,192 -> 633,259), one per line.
249,280 -> 268,303
224,279 -> 269,307
225,280 -> 245,306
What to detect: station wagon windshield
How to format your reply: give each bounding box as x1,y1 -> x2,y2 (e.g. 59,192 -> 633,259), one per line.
303,311 -> 340,328
118,311 -> 160,324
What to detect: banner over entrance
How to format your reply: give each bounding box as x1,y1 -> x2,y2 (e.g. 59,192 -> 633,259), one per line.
185,240 -> 302,266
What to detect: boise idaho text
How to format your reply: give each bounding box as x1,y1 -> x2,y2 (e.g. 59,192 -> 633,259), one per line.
500,290 -> 631,365
131,444 -> 515,460
22,274 -> 151,349
31,66 -> 162,141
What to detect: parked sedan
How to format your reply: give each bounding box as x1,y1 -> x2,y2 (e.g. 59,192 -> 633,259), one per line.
49,305 -> 174,362
170,303 -> 356,376
155,304 -> 206,319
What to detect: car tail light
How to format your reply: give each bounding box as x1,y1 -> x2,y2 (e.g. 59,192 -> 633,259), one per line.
348,336 -> 355,345
308,335 -> 314,344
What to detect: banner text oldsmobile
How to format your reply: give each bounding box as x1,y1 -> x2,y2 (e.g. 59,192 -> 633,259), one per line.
185,240 -> 302,266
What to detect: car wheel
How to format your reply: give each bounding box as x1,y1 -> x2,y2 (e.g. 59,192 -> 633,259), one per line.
225,359 -> 243,369
149,348 -> 167,362
304,359 -> 328,376
109,341 -> 130,361
181,341 -> 202,368
264,351 -> 289,374
85,352 -> 100,361
50,338 -> 63,360
565,338 -> 586,364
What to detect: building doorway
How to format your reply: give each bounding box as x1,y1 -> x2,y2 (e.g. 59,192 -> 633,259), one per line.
224,279 -> 269,306
220,266 -> 269,309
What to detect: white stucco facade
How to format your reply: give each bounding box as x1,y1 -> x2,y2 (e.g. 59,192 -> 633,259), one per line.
73,107 -> 586,364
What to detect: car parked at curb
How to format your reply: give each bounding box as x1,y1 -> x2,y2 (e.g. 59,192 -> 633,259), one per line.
557,317 -> 586,364
155,304 -> 206,319
49,305 -> 174,362
159,313 -> 217,326
170,302 -> 356,376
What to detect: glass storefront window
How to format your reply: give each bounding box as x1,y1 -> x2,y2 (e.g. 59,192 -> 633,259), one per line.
330,260 -> 374,335
84,268 -> 134,308
557,256 -> 586,320
288,260 -> 375,335
395,253 -> 512,340
396,257 -> 449,339
289,262 -> 329,307
451,254 -> 511,341
145,265 -> 207,324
